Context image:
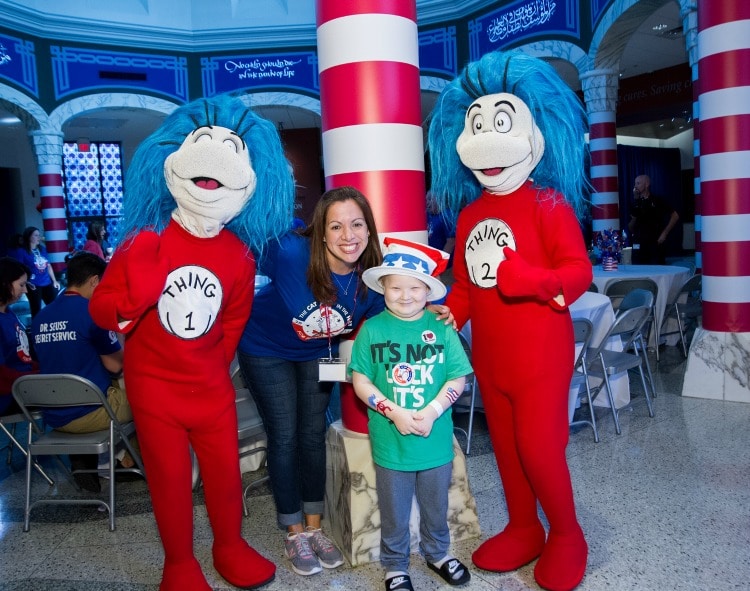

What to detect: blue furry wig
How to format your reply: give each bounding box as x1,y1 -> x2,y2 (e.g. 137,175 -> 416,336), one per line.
120,93 -> 294,254
427,50 -> 590,222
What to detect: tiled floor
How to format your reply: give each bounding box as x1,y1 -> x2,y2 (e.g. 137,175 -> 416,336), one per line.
1,346 -> 748,590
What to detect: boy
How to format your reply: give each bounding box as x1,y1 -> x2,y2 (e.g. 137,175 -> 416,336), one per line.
350,238 -> 473,591
31,252 -> 136,492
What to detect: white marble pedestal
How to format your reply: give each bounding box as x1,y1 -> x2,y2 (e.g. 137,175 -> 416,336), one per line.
682,327 -> 750,402
324,420 -> 481,566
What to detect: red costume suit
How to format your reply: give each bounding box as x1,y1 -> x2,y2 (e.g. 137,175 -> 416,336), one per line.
447,182 -> 592,588
90,219 -> 270,589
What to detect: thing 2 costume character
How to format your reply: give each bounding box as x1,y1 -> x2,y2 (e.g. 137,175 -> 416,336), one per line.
427,50 -> 593,591
89,95 -> 295,591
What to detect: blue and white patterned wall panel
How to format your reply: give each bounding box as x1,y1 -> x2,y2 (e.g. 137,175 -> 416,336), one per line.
0,33 -> 38,96
201,51 -> 319,97
51,46 -> 188,101
419,26 -> 458,78
469,0 -> 580,60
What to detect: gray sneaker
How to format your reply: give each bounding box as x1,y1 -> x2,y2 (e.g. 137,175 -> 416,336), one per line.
305,527 -> 345,569
284,532 -> 322,576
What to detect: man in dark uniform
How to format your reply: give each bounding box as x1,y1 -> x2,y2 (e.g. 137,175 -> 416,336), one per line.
628,174 -> 680,264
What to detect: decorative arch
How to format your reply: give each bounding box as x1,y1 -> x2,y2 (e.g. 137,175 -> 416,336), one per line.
241,91 -> 321,117
420,75 -> 450,95
589,0 -> 676,70
0,83 -> 48,130
48,92 -> 179,132
521,41 -> 590,77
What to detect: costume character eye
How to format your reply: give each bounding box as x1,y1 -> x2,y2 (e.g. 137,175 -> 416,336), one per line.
471,113 -> 485,134
495,111 -> 512,133
194,132 -> 212,143
223,138 -> 239,152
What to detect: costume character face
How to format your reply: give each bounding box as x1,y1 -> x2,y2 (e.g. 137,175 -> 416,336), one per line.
121,94 -> 294,255
165,125 -> 257,238
428,51 -> 590,221
456,93 -> 544,195
324,199 -> 370,274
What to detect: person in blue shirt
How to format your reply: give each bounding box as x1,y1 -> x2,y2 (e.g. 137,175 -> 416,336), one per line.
239,186 -> 455,576
17,227 -> 60,317
0,257 -> 36,415
238,186 -> 384,575
31,252 -> 135,492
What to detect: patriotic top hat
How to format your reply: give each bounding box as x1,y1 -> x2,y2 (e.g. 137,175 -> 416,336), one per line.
363,237 -> 450,300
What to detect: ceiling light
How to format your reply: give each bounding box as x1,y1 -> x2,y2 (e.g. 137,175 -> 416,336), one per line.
0,116 -> 21,125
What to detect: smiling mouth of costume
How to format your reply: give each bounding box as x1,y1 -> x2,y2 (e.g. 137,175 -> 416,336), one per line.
480,168 -> 503,176
192,177 -> 223,190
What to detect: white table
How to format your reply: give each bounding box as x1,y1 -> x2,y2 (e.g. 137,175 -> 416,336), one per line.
592,264 -> 692,347
569,291 -> 628,411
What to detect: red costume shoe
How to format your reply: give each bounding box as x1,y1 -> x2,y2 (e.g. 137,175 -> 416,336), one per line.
213,541 -> 276,589
534,529 -> 588,591
472,522 -> 546,572
160,558 -> 212,591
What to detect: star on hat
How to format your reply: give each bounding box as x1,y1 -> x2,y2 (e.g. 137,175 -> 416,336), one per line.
363,237 -> 450,299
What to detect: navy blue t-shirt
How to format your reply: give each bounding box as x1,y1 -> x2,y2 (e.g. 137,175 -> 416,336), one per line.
239,233 -> 384,361
0,309 -> 33,411
32,292 -> 121,427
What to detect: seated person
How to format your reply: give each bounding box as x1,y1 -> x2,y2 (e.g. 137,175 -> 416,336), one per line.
0,257 -> 37,415
31,252 -> 137,492
82,220 -> 112,261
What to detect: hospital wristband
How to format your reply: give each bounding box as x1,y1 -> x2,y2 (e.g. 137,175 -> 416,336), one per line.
428,399 -> 444,418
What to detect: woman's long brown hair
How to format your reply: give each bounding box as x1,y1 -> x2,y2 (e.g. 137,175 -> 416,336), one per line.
303,186 -> 382,305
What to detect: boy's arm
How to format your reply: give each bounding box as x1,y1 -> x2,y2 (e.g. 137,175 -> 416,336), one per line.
414,376 -> 467,437
351,371 -> 424,436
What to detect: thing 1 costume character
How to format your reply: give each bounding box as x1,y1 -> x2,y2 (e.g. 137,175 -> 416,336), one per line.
89,94 -> 294,591
427,50 -> 593,591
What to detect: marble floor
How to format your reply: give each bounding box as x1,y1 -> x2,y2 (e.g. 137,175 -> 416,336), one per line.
0,345 -> 748,591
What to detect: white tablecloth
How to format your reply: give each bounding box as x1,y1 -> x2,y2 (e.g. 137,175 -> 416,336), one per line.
592,264 -> 692,346
569,291 -> 628,411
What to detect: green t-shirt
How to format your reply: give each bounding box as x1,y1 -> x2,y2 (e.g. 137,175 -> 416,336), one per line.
349,310 -> 473,471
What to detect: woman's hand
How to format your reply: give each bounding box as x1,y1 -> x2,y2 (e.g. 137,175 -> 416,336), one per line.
427,304 -> 456,329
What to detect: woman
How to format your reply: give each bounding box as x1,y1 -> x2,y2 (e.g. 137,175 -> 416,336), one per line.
238,186 -> 384,575
82,220 -> 111,261
0,257 -> 37,414
18,227 -> 59,317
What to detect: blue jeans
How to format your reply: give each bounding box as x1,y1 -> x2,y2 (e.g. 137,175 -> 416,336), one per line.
238,352 -> 333,529
374,462 -> 453,571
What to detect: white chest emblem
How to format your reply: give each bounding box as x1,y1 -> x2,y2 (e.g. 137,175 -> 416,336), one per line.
158,265 -> 223,339
464,218 -> 516,288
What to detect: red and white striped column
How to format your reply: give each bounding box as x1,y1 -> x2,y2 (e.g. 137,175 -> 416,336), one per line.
581,69 -> 620,231
30,131 -> 68,272
683,1 -> 750,403
316,0 -> 426,241
696,1 -> 750,333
